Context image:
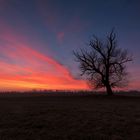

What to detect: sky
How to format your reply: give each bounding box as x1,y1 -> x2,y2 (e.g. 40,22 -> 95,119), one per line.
0,0 -> 140,91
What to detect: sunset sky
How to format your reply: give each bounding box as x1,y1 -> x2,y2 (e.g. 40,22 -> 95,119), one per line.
0,0 -> 140,91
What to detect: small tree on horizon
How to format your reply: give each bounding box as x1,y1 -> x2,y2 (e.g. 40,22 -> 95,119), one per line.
73,30 -> 132,95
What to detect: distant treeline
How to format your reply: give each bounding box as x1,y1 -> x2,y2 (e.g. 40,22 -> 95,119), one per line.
0,90 -> 140,97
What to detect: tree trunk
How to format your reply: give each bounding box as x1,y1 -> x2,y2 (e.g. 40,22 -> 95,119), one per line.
106,84 -> 113,95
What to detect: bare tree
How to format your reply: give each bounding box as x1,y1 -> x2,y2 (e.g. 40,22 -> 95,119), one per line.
73,30 -> 132,95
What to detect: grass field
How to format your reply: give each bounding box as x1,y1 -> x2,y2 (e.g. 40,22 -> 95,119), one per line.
0,93 -> 140,140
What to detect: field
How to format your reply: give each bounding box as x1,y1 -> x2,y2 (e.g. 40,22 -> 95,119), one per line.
0,93 -> 140,140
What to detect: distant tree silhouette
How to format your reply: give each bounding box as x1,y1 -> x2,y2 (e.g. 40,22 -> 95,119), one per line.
73,30 -> 132,95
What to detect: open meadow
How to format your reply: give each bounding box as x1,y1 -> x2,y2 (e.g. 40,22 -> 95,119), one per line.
0,92 -> 140,140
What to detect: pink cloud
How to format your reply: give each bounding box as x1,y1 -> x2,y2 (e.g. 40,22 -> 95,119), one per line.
0,24 -> 88,91
57,32 -> 65,43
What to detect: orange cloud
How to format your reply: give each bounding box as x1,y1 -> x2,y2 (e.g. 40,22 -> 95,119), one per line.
0,28 -> 88,91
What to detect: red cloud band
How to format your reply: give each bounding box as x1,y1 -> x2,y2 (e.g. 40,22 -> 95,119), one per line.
0,29 -> 88,91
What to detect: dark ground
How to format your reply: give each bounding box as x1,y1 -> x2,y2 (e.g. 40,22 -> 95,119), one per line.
0,93 -> 140,140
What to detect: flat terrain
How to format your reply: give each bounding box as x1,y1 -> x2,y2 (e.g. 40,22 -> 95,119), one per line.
0,94 -> 140,140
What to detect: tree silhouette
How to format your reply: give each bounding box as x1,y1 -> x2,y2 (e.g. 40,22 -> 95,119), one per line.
73,30 -> 132,95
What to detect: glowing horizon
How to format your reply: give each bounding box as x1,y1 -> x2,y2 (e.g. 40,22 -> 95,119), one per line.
0,33 -> 88,91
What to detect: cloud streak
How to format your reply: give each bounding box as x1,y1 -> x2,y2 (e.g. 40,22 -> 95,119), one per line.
0,25 -> 88,91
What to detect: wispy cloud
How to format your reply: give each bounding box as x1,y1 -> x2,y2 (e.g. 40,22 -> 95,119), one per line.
57,32 -> 65,43
0,25 -> 88,91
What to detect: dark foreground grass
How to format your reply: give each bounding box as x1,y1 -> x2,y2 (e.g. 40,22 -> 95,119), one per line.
0,93 -> 140,140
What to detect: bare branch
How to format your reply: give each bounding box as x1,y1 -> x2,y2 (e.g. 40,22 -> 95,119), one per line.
73,29 -> 133,95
